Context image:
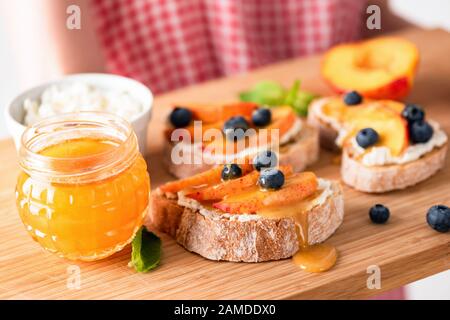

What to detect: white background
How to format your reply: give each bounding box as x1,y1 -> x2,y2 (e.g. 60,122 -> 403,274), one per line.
0,0 -> 448,299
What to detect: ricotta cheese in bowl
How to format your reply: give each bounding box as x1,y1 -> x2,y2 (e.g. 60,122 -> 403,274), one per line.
23,82 -> 143,126
6,73 -> 153,154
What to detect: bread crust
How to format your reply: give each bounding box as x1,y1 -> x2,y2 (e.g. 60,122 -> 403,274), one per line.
147,181 -> 344,262
342,143 -> 448,193
307,98 -> 340,152
164,123 -> 319,178
278,125 -> 319,172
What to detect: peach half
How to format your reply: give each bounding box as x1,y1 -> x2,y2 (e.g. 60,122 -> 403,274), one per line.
322,37 -> 419,100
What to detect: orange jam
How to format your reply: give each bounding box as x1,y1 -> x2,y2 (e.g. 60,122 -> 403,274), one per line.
16,113 -> 150,261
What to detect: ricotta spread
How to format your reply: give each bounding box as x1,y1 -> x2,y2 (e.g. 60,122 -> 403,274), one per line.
176,177 -> 333,220
279,118 -> 303,144
350,122 -> 447,166
311,98 -> 342,131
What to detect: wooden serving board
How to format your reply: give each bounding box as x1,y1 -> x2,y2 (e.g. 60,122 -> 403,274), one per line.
0,28 -> 449,300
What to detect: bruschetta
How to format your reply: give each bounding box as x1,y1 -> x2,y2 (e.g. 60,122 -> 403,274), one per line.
164,103 -> 319,178
308,92 -> 448,192
147,157 -> 344,265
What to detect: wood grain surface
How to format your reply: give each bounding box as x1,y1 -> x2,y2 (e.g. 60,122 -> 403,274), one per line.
0,28 -> 449,300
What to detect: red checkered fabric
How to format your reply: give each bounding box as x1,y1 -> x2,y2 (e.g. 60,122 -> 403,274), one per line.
92,0 -> 365,94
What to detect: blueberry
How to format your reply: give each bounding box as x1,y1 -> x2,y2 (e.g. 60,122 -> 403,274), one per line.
356,128 -> 379,148
258,168 -> 285,190
402,103 -> 425,123
253,150 -> 278,171
169,107 -> 192,128
221,164 -> 242,180
223,116 -> 250,140
426,205 -> 450,233
252,108 -> 272,127
343,91 -> 362,105
410,120 -> 433,144
369,204 -> 390,224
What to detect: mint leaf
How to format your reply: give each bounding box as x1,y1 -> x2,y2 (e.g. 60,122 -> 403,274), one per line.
239,91 -> 258,103
292,91 -> 317,117
130,227 -> 161,273
239,81 -> 285,106
283,80 -> 301,106
239,80 -> 318,116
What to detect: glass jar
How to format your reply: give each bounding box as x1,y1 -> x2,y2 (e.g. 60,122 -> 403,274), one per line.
16,112 -> 150,261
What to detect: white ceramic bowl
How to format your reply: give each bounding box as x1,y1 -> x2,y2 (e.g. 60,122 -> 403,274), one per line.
5,73 -> 153,155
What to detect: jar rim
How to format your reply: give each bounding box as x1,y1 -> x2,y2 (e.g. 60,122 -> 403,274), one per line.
19,111 -> 139,183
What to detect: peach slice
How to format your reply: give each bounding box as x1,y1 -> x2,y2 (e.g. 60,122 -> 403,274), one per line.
221,102 -> 258,121
262,172 -> 318,207
321,98 -> 347,122
213,171 -> 318,214
264,106 -> 297,138
176,121 -> 223,143
187,171 -> 260,201
159,164 -> 254,193
322,37 -> 419,100
344,104 -> 408,156
321,97 -> 405,119
187,104 -> 223,123
321,98 -> 409,156
159,166 -> 223,193
379,100 -> 405,113
168,102 -> 259,142
213,188 -> 267,213
203,106 -> 297,156
173,102 -> 258,124
187,165 -> 294,201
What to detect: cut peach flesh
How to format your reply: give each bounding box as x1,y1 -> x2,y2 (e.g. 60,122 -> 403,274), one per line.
221,102 -> 258,121
169,102 -> 270,144
213,189 -> 267,213
345,105 -> 408,156
179,121 -> 223,143
167,104 -> 298,165
178,102 -> 258,124
203,106 -> 296,156
322,98 -> 404,117
322,98 -> 408,156
159,166 -> 224,193
187,171 -> 260,201
262,172 -> 318,207
322,37 -> 419,99
187,165 -> 294,201
213,171 -> 318,214
159,163 -> 254,194
187,104 -> 223,123
265,106 -> 297,138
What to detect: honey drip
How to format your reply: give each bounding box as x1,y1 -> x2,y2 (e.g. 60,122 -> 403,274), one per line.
258,190 -> 337,272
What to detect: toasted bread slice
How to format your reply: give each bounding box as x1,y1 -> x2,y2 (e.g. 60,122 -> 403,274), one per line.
342,143 -> 448,193
308,97 -> 448,192
146,180 -> 344,262
164,123 -> 319,179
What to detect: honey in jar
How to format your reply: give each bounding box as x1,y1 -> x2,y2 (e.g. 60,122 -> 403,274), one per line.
16,112 -> 150,261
